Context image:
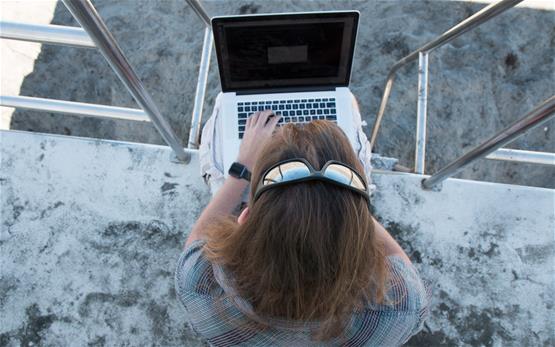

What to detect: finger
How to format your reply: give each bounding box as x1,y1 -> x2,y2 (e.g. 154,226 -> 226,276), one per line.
267,114 -> 281,131
256,110 -> 274,128
250,111 -> 262,127
246,112 -> 256,127
252,111 -> 264,127
269,114 -> 280,126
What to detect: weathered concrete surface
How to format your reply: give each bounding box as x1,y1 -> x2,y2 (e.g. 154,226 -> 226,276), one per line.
1,130 -> 554,346
0,130 -> 208,346
371,171 -> 555,347
4,0 -> 554,188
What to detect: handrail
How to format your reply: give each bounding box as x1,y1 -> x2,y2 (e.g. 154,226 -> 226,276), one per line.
0,21 -> 95,48
369,0 -> 524,151
0,95 -> 149,122
422,95 -> 555,189
62,0 -> 190,163
185,0 -> 211,27
486,148 -> 555,166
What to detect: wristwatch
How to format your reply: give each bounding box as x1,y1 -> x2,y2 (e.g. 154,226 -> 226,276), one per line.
228,162 -> 251,181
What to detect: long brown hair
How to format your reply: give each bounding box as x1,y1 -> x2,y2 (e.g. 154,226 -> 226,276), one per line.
204,121 -> 387,341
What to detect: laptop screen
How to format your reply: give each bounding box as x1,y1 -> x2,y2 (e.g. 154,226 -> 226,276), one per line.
212,12 -> 359,92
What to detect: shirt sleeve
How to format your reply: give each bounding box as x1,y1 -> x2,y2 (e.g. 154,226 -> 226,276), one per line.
174,239 -> 212,300
385,255 -> 433,343
174,240 -> 256,344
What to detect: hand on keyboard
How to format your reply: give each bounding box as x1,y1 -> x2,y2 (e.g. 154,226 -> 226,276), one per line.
236,110 -> 281,171
237,99 -> 337,139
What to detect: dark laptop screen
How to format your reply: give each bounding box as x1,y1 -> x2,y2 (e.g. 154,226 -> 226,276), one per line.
212,12 -> 359,92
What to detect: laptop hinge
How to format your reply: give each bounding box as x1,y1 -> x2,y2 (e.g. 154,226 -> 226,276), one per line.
235,85 -> 337,96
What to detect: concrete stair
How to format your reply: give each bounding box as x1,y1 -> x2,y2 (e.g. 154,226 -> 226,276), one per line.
1,130 -> 553,346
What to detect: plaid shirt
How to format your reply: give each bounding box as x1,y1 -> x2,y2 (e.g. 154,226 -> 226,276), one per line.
175,240 -> 432,346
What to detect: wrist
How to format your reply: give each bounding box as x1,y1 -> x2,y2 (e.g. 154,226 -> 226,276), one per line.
227,174 -> 250,186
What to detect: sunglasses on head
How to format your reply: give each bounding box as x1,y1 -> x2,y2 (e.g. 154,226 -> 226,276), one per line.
253,158 -> 370,204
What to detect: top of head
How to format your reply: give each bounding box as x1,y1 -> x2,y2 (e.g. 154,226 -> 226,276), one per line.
249,121 -> 368,208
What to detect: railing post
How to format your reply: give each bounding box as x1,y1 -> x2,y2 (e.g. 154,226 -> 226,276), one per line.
184,0 -> 211,149
188,26 -> 213,149
414,52 -> 429,174
62,0 -> 190,163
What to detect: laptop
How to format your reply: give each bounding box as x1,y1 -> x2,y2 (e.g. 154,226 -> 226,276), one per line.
211,11 -> 360,176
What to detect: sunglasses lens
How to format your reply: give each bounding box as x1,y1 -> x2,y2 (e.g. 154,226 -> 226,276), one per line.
263,161 -> 311,186
323,164 -> 352,185
324,164 -> 366,190
350,173 -> 366,190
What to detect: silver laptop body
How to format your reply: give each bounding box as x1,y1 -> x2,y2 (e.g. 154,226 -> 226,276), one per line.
211,11 -> 360,176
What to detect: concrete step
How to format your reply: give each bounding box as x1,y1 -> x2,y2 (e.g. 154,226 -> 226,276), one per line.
1,130 -> 553,346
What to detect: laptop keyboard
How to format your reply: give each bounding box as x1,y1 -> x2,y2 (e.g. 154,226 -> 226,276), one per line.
236,98 -> 337,139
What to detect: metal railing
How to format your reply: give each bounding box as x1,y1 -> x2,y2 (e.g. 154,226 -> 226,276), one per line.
187,27 -> 213,149
185,0 -> 213,149
1,0 -> 552,186
485,148 -> 555,166
422,95 -> 555,189
0,95 -> 149,121
185,0 -> 211,26
62,0 -> 190,162
0,0 -> 212,163
369,0 -> 524,173
0,21 -> 95,48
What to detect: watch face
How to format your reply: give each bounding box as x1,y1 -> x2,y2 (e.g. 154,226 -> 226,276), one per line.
229,162 -> 250,181
229,162 -> 244,176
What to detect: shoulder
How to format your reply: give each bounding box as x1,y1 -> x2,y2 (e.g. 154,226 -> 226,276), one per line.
174,240 -> 256,344
174,240 -> 220,299
382,255 -> 433,313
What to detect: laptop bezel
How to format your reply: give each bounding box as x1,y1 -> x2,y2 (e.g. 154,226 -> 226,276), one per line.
211,11 -> 360,94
